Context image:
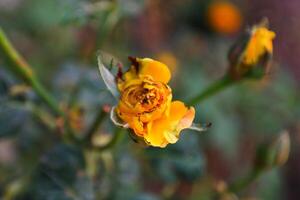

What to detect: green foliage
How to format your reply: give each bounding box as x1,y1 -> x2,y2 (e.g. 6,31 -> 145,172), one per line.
0,0 -> 298,199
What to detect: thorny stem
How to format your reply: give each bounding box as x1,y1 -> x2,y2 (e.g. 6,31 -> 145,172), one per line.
0,27 -> 63,116
188,75 -> 237,106
0,27 -> 79,144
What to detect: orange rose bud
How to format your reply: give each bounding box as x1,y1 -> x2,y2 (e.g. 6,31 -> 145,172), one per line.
116,57 -> 195,147
228,20 -> 275,80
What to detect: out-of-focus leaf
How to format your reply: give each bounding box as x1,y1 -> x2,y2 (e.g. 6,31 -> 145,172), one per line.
24,144 -> 85,200
38,144 -> 85,183
132,193 -> 160,200
74,175 -> 94,200
25,0 -> 73,28
118,0 -> 146,16
258,169 -> 282,200
146,134 -> 204,182
109,152 -> 140,200
0,69 -> 17,99
0,103 -> 28,138
0,71 -> 11,98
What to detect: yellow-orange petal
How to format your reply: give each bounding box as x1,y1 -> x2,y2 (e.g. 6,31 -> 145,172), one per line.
128,116 -> 145,136
156,52 -> 178,75
144,101 -> 195,147
176,106 -> 195,131
243,27 -> 276,65
144,120 -> 169,147
118,58 -> 172,91
137,58 -> 171,84
123,66 -> 138,82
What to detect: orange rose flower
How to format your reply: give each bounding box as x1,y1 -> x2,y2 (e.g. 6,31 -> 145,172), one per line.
115,57 -> 195,147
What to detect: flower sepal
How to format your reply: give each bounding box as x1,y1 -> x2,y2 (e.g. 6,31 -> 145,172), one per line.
189,122 -> 212,132
97,53 -> 121,100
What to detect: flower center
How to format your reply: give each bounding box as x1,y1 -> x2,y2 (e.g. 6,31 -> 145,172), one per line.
136,88 -> 155,104
120,77 -> 171,115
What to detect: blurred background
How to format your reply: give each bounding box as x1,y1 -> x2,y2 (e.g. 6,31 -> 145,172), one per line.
0,0 -> 300,199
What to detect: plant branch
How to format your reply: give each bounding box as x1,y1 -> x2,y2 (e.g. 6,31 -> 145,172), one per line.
0,27 -> 88,146
188,75 -> 237,106
0,27 -> 63,116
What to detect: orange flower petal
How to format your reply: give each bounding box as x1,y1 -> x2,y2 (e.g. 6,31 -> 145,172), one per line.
243,27 -> 276,65
144,101 -> 195,147
118,58 -> 171,91
137,58 -> 171,84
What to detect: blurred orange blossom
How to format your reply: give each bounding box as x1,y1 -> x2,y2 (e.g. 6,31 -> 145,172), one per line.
207,1 -> 242,34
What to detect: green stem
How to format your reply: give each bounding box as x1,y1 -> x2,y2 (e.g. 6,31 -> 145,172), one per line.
0,27 -> 81,145
228,169 -> 262,193
0,28 -> 32,82
0,27 -> 63,117
30,78 -> 63,116
188,75 -> 237,106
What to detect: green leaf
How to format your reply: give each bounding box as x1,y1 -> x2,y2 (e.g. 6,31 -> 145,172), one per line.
97,54 -> 120,100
